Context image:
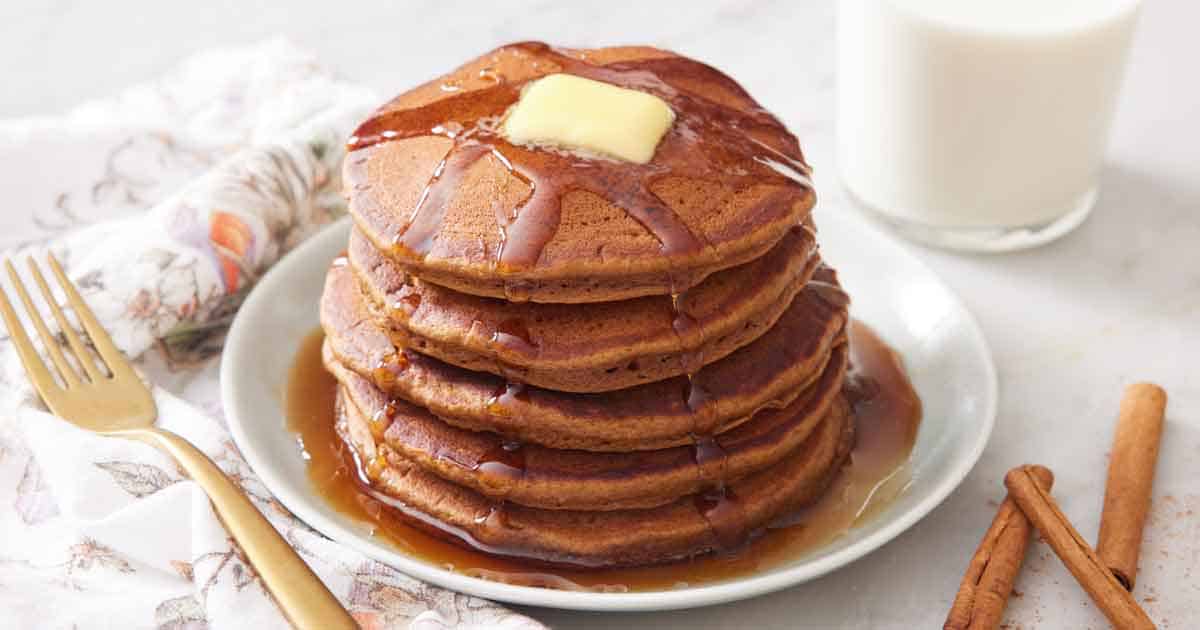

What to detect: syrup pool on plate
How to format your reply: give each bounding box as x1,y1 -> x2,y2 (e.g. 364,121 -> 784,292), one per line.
285,320 -> 920,591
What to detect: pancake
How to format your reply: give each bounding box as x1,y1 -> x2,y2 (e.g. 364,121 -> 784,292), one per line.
327,342 -> 847,511
320,261 -> 850,452
349,223 -> 820,392
338,387 -> 856,568
345,42 -> 815,303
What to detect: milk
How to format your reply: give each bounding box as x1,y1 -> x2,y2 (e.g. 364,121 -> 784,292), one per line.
837,0 -> 1141,250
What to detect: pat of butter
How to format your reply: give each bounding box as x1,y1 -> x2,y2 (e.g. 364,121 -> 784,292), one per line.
502,74 -> 674,164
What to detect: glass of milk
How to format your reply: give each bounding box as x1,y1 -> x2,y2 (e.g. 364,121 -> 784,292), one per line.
837,0 -> 1142,252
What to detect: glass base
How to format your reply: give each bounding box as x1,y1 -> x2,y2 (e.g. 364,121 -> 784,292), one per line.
846,187 -> 1097,253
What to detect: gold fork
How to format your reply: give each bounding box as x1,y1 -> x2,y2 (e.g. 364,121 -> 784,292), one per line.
0,255 -> 357,630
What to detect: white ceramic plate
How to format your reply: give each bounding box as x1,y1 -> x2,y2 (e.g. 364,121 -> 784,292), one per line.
221,210 -> 996,612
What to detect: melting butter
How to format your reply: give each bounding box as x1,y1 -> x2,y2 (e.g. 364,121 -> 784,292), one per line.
502,73 -> 674,164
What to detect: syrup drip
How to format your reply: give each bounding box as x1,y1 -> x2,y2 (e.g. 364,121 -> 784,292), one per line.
347,42 -> 813,293
371,353 -> 409,390
670,290 -> 712,434
365,452 -> 389,480
391,292 -> 422,315
684,378 -> 713,414
687,432 -> 744,550
689,433 -> 728,486
396,143 -> 494,258
485,381 -> 530,417
287,320 -> 921,591
491,317 -> 538,356
670,292 -> 705,375
476,441 -> 527,482
683,372 -> 715,436
367,401 -> 398,439
477,503 -> 513,532
694,487 -> 750,550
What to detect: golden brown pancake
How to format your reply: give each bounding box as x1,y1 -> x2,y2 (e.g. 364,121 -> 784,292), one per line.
326,342 -> 846,511
320,261 -> 849,452
338,387 -> 855,568
318,40 -> 865,570
345,42 -> 815,303
348,223 -> 819,392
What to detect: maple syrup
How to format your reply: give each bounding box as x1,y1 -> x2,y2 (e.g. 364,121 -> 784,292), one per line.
484,381 -> 530,417
346,42 -> 813,300
286,319 -> 920,591
475,440 -> 526,482
392,292 -> 422,315
490,317 -> 538,356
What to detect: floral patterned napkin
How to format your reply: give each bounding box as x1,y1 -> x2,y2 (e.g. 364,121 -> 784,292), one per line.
0,39 -> 546,630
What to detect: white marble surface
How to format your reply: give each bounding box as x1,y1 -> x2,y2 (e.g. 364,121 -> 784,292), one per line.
3,1 -> 1197,628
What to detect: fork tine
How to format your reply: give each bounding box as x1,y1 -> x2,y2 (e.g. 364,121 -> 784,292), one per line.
0,276 -> 62,402
5,261 -> 81,387
46,254 -> 137,381
27,258 -> 106,382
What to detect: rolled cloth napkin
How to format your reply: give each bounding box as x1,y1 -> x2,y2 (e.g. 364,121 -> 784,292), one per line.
0,39 -> 546,630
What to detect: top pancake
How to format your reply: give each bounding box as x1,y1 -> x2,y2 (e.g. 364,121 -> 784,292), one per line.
345,42 -> 815,303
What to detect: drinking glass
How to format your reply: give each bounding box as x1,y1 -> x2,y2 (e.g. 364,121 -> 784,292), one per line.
837,0 -> 1142,252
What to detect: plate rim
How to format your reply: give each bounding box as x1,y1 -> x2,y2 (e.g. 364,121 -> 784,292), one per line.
220,213 -> 997,612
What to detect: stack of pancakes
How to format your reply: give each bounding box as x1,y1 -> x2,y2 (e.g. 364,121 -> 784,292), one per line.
319,42 -> 854,568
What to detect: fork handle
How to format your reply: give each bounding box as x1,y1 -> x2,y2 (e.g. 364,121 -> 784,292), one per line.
121,427 -> 358,630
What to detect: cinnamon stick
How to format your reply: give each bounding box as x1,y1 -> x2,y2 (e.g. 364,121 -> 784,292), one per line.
1004,465 -> 1155,630
944,466 -> 1053,630
1097,383 -> 1167,591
